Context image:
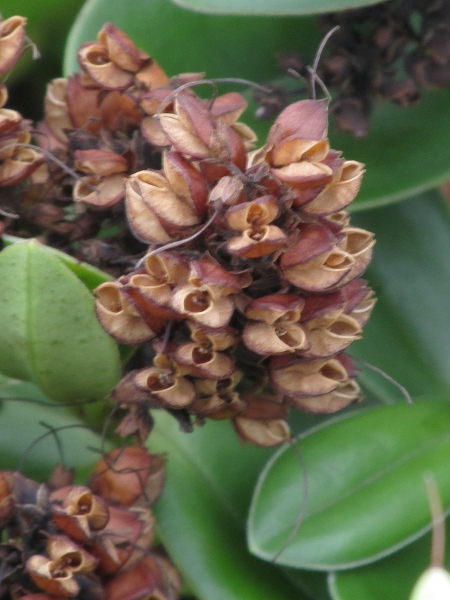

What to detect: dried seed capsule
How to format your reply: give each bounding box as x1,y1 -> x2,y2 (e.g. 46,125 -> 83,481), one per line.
90,447 -> 165,507
0,16 -> 27,76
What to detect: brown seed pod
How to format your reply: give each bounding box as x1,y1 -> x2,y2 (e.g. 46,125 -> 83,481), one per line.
89,447 -> 166,507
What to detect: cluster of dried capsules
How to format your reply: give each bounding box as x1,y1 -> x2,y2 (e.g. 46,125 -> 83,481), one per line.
94,91 -> 376,447
0,448 -> 180,600
59,26 -> 376,447
0,19 -> 376,447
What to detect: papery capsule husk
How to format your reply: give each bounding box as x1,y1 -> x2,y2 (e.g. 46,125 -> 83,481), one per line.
77,42 -> 135,90
0,16 -> 27,76
90,446 -> 166,507
134,366 -> 196,409
95,281 -> 157,344
233,417 -> 291,447
270,356 -> 351,399
26,554 -> 80,597
289,379 -> 361,413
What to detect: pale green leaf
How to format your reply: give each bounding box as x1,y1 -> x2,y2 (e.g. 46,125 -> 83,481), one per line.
0,240 -> 120,402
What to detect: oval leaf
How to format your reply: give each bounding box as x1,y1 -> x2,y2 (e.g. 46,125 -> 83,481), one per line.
248,400 -> 450,570
170,0 -> 385,15
0,240 -> 120,402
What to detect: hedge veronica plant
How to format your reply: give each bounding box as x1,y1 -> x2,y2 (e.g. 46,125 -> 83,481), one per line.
0,1 -> 450,600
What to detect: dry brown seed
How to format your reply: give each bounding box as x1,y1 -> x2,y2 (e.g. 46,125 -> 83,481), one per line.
270,355 -> 351,399
280,223 -> 355,292
267,98 -> 329,147
290,379 -> 361,413
174,341 -> 235,379
74,149 -> 129,176
302,160 -> 365,216
0,147 -> 44,187
73,174 -> 125,208
46,535 -> 98,574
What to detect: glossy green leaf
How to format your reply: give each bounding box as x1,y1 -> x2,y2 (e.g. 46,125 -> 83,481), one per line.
0,375 -> 104,481
170,0 -> 385,15
328,521 -> 450,600
149,412 -> 312,600
2,236 -> 133,366
0,240 -> 120,402
248,400 -> 450,570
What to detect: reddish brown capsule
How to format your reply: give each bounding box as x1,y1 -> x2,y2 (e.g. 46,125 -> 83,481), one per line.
90,446 -> 166,507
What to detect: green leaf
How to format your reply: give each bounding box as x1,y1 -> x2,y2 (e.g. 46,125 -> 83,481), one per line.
328,522 -> 450,600
0,375 -> 104,481
248,400 -> 450,570
149,411 -> 313,600
170,0 -> 385,16
0,240 -> 120,402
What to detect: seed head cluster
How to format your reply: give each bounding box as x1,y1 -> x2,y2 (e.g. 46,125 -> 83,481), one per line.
0,20 -> 376,448
0,448 -> 180,600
